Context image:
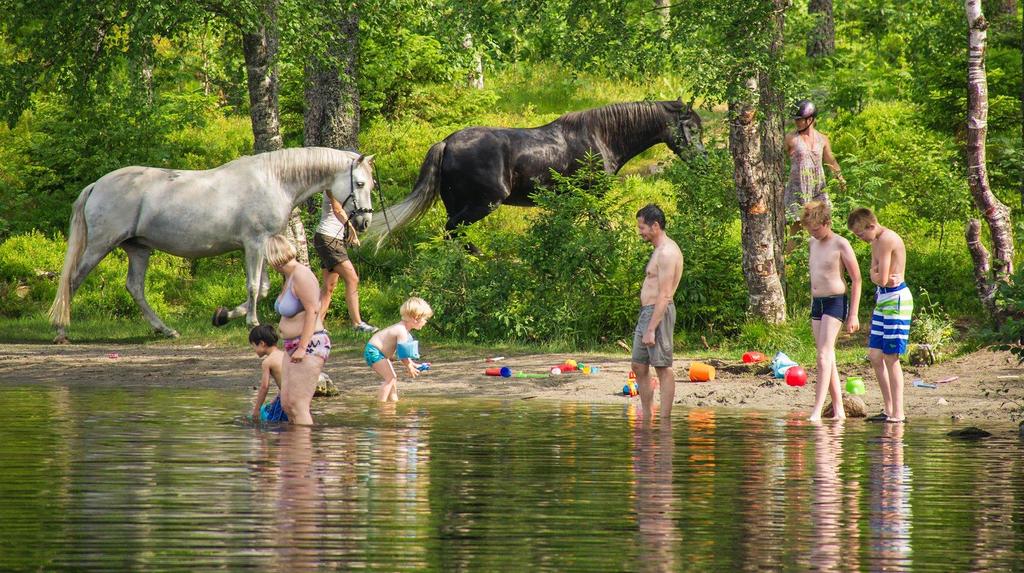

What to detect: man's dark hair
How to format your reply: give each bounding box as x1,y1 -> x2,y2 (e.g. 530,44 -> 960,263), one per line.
249,324 -> 279,346
636,203 -> 666,230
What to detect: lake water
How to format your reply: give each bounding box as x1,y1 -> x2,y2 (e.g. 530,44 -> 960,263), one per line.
1,385 -> 1022,572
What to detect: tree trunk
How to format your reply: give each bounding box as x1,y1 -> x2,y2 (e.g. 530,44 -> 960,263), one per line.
984,0 -> 1018,40
964,0 -> 1014,312
462,34 -> 485,89
654,0 -> 671,39
242,0 -> 308,265
760,0 -> 787,295
965,220 -> 997,317
242,0 -> 284,154
730,77 -> 788,324
304,9 -> 360,150
807,0 -> 835,57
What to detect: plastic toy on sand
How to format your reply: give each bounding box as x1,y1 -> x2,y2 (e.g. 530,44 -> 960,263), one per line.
845,376 -> 865,395
689,362 -> 716,382
785,366 -> 808,387
485,366 -> 512,377
514,372 -> 548,379
742,351 -> 767,363
772,352 -> 798,378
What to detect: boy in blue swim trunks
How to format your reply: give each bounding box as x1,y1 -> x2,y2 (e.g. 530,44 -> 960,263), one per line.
848,207 -> 912,423
365,297 -> 433,402
803,201 -> 861,421
249,325 -> 287,422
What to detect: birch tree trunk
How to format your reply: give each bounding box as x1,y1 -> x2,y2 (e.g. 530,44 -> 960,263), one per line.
964,0 -> 1014,319
242,0 -> 308,265
654,0 -> 671,39
730,77 -> 787,324
462,34 -> 485,89
242,0 -> 283,154
807,0 -> 835,58
760,0 -> 788,294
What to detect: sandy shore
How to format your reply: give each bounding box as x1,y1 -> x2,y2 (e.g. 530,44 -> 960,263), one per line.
2,343 -> 1022,427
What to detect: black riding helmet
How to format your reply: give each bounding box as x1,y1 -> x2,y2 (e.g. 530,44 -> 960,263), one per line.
792,99 -> 817,119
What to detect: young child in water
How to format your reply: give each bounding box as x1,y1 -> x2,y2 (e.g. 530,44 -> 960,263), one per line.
364,297 -> 433,402
249,324 -> 287,422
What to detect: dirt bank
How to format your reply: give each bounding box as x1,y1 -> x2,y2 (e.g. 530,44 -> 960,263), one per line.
2,344 -> 1021,426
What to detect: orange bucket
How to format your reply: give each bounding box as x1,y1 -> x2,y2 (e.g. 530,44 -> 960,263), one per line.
689,362 -> 716,382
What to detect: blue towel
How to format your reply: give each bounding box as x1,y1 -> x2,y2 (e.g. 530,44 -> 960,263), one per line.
260,395 -> 289,423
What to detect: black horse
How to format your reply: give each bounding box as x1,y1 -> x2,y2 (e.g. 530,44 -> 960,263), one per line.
367,99 -> 704,243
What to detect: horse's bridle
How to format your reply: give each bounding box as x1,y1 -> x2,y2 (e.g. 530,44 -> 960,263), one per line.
340,157 -> 374,220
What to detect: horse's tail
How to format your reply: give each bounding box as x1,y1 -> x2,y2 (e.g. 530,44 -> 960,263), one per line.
48,183 -> 94,328
366,141 -> 445,246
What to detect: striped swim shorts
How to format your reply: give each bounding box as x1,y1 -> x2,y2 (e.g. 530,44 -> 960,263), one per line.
869,283 -> 913,355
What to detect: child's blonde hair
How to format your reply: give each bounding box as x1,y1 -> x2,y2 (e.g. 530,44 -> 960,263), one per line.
846,207 -> 878,232
400,297 -> 433,321
801,200 -> 831,227
264,234 -> 296,268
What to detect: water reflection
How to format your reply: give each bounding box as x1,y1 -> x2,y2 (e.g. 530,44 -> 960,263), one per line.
1,386 -> 1023,572
869,422 -> 913,572
273,425 -> 320,572
632,415 -> 680,573
810,421 -> 844,572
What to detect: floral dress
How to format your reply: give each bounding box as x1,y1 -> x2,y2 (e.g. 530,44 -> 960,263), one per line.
784,131 -> 829,221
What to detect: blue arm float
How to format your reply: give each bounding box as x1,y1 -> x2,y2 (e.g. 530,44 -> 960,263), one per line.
396,339 -> 420,360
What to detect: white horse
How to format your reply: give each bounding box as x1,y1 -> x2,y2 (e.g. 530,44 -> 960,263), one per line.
48,147 -> 375,343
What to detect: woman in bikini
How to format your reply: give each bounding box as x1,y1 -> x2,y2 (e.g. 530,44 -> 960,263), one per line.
266,234 -> 331,425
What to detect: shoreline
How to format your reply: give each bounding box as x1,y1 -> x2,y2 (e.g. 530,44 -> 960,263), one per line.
2,343 -> 1021,428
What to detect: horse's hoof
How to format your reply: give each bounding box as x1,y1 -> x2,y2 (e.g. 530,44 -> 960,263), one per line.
53,335 -> 70,345
167,330 -> 180,339
212,307 -> 230,327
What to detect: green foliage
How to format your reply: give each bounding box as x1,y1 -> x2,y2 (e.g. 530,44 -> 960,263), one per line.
667,150 -> 748,334
390,155 -> 650,344
360,29 -> 451,119
910,287 -> 956,351
992,266 -> 1024,364
829,102 -> 971,226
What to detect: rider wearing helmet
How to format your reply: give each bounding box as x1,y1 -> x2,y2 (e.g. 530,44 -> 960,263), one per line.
784,99 -> 845,225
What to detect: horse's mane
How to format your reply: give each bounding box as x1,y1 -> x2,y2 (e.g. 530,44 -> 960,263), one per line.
244,147 -> 362,189
557,101 -> 678,139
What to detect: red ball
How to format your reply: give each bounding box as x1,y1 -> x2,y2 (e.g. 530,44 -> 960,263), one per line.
785,366 -> 807,387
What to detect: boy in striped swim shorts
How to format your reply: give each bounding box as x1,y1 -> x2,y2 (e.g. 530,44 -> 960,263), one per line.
848,208 -> 913,423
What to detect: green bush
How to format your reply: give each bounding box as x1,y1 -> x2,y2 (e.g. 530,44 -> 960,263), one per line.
666,150 -> 747,335
910,287 -> 955,351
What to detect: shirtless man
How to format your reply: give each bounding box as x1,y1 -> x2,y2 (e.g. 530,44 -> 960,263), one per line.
847,208 -> 912,423
632,204 -> 684,424
803,201 -> 861,421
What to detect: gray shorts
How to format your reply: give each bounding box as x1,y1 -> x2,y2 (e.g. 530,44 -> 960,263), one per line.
313,232 -> 349,270
632,304 -> 675,368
